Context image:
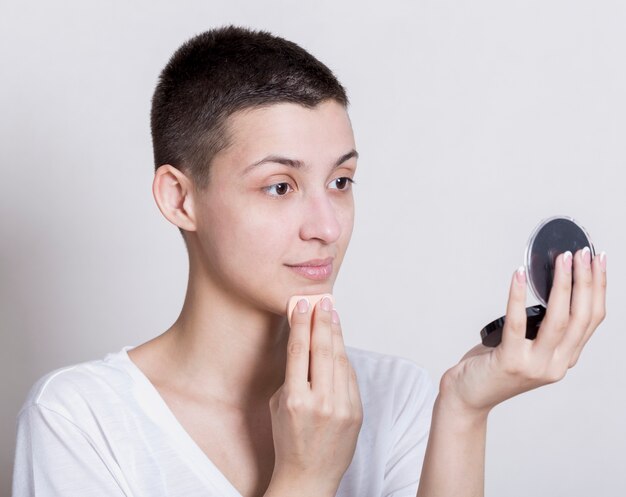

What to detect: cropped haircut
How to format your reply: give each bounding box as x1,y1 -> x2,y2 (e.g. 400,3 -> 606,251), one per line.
150,25 -> 349,227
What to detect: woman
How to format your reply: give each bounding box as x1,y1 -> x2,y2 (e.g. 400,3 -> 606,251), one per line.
13,25 -> 607,497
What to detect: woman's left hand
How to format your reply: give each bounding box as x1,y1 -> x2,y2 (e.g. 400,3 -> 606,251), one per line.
440,247 -> 607,417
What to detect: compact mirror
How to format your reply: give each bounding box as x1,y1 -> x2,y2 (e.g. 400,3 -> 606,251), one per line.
480,216 -> 595,347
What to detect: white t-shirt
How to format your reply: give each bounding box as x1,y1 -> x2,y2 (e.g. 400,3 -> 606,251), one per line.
13,345 -> 436,497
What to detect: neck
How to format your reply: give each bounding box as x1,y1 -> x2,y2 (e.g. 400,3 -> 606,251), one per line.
137,266 -> 291,409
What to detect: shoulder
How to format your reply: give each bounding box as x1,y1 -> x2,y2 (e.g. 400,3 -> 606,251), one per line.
345,345 -> 436,409
346,345 -> 433,384
19,348 -> 136,422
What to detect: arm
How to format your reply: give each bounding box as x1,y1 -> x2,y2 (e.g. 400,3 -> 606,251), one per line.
417,248 -> 607,497
416,394 -> 487,497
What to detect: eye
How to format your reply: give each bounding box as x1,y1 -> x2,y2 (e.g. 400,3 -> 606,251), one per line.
329,177 -> 355,191
263,182 -> 293,197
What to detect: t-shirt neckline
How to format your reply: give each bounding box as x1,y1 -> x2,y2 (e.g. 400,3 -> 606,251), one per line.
115,345 -> 245,497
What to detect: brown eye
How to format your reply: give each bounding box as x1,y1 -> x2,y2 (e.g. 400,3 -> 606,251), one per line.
330,177 -> 355,191
264,182 -> 292,197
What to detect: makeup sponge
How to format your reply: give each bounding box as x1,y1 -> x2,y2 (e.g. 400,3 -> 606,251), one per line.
287,293 -> 334,327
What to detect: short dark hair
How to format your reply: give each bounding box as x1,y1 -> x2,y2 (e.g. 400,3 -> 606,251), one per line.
150,25 -> 349,196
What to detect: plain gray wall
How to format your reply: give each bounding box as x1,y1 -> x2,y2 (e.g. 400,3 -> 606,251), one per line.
1,0 -> 624,495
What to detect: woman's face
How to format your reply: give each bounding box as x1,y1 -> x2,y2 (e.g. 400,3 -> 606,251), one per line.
192,100 -> 358,316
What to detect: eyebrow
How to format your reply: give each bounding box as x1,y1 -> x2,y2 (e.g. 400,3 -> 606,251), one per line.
243,149 -> 359,174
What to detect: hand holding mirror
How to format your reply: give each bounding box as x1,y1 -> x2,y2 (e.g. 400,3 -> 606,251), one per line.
480,216 -> 596,347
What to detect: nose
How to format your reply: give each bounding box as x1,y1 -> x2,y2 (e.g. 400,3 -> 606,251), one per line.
298,192 -> 342,244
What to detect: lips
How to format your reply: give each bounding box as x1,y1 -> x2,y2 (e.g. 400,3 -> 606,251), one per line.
286,257 -> 334,281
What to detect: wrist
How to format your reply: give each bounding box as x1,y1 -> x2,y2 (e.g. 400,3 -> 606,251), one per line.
265,474 -> 337,497
434,393 -> 489,428
436,374 -> 491,428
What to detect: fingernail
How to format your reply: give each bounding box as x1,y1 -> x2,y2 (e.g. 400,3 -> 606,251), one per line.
600,251 -> 607,272
563,251 -> 573,273
297,298 -> 309,313
321,296 -> 332,311
516,266 -> 526,284
331,309 -> 340,325
582,246 -> 591,267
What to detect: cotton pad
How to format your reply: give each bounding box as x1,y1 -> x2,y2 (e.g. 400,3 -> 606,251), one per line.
287,293 -> 334,327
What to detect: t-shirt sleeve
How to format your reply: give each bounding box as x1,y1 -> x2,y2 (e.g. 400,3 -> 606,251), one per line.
13,404 -> 131,497
381,364 -> 437,497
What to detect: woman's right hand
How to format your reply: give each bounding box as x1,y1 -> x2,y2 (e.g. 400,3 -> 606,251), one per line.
267,296 -> 363,497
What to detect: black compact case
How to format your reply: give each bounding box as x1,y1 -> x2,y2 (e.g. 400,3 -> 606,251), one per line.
480,216 -> 595,347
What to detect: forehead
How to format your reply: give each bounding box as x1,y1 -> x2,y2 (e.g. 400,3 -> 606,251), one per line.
221,100 -> 356,165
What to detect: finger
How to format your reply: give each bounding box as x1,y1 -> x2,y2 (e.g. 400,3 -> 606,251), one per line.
285,298 -> 312,391
347,364 -> 362,414
534,251 -> 573,350
588,251 -> 608,331
501,266 -> 529,346
310,296 -> 335,394
570,251 -> 607,365
331,309 -> 351,402
288,293 -> 331,327
560,247 -> 593,355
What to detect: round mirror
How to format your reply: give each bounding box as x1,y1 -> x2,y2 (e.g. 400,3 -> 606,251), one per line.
480,216 -> 595,347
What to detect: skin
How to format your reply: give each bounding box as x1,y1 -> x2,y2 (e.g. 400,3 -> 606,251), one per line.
131,99 -> 607,497
130,100 -> 360,496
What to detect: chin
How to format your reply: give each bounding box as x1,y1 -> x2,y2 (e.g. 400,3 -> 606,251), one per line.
285,285 -> 335,303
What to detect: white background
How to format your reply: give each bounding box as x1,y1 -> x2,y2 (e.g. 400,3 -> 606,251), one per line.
1,1 -> 625,495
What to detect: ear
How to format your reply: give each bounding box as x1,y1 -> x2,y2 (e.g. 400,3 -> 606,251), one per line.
152,165 -> 197,232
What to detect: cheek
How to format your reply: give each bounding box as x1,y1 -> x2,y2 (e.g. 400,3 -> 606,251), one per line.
336,198 -> 355,239
223,204 -> 298,264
